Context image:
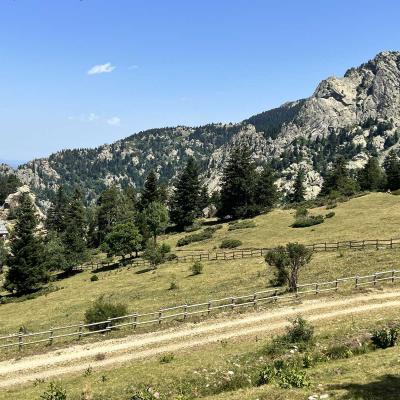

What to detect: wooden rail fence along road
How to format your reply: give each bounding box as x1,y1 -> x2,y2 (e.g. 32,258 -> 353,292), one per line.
75,237 -> 400,271
1,269 -> 399,352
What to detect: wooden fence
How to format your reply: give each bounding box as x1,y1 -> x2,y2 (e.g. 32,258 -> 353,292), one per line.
1,269 -> 399,352
74,238 -> 400,272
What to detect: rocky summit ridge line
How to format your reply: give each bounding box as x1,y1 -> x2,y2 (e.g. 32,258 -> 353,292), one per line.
2,51 -> 400,206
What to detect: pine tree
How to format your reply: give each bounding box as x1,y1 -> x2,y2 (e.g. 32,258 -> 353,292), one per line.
170,157 -> 202,229
217,144 -> 257,219
357,157 -> 385,191
383,150 -> 400,191
290,168 -> 305,203
5,193 -> 48,294
139,170 -> 160,210
62,188 -> 87,271
255,165 -> 278,211
46,186 -> 69,233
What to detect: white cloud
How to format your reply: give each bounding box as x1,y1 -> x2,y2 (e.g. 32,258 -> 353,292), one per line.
87,113 -> 99,121
107,116 -> 121,126
68,113 -> 99,123
87,62 -> 115,75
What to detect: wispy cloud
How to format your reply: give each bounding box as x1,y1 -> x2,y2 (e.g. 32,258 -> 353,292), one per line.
68,113 -> 99,123
128,64 -> 139,70
107,116 -> 121,126
87,62 -> 115,75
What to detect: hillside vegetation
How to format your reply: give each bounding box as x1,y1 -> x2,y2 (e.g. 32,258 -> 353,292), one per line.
0,193 -> 399,337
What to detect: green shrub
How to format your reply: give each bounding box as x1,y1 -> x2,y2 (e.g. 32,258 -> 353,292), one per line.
285,316 -> 314,344
40,382 -> 67,400
257,360 -> 310,388
220,239 -> 242,249
165,253 -> 178,261
326,201 -> 337,209
143,241 -> 170,267
160,353 -> 175,363
84,296 -> 128,331
190,261 -> 203,275
90,274 -> 99,282
391,189 -> 400,196
176,227 -> 219,247
169,280 -> 179,290
371,327 -> 398,349
184,223 -> 202,232
292,215 -> 324,228
325,344 -> 353,360
228,220 -> 256,231
325,211 -> 335,219
295,206 -> 308,218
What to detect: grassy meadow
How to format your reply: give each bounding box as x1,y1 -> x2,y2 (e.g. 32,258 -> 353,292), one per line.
1,192 -> 400,337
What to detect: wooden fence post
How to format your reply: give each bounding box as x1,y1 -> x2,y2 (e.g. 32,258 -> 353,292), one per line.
315,284 -> 319,294
392,270 -> 395,283
132,313 -> 138,330
355,276 -> 359,289
78,323 -> 83,340
106,319 -> 112,332
274,289 -> 278,302
373,273 -> 377,286
335,279 -> 339,292
208,301 -> 212,315
231,297 -> 235,310
324,242 -> 327,251
18,332 -> 23,351
390,238 -> 393,249
158,309 -> 163,325
49,328 -> 54,346
253,293 -> 257,307
376,239 -> 379,250
184,304 -> 188,320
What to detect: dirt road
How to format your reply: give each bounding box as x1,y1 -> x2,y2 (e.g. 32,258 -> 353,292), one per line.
1,288 -> 400,388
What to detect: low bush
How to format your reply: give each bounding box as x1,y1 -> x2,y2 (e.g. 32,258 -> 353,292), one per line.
371,327 -> 398,349
228,220 -> 256,231
190,261 -> 203,275
169,279 -> 179,290
326,201 -> 337,209
391,189 -> 400,196
40,382 -> 67,400
184,223 -> 202,232
220,239 -> 242,249
292,215 -> 324,228
257,360 -> 310,388
84,296 -> 128,331
90,274 -> 99,282
325,211 -> 335,219
143,241 -> 171,267
160,353 -> 175,363
295,206 -> 308,218
177,226 -> 219,247
286,316 -> 315,345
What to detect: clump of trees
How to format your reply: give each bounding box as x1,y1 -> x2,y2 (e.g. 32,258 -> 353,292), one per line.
217,145 -> 278,219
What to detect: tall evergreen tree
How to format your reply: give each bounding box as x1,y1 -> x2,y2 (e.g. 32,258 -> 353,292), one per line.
5,193 -> 48,294
255,165 -> 278,211
139,170 -> 161,210
383,150 -> 400,191
357,157 -> 385,191
170,157 -> 202,229
217,145 -> 257,219
0,174 -> 21,205
62,188 -> 87,270
46,186 -> 69,233
290,168 -> 305,203
320,157 -> 359,197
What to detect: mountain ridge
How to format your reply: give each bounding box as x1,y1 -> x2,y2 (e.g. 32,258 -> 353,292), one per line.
4,50 -> 400,206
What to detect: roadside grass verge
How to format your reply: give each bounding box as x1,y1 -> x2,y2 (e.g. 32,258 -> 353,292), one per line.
1,305 -> 399,400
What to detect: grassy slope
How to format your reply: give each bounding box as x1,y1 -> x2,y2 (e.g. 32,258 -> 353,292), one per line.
2,303 -> 399,400
1,193 -> 400,335
165,192 -> 400,251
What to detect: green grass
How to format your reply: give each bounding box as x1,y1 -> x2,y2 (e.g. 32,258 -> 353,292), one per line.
165,193 -> 400,252
1,305 -> 399,400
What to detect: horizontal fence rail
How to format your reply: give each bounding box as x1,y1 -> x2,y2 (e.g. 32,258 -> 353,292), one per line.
1,269 -> 399,352
74,237 -> 400,272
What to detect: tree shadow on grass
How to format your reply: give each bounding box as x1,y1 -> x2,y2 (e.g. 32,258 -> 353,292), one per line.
330,374 -> 400,399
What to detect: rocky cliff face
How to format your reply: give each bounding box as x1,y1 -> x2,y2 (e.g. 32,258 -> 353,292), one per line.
5,51 -> 400,204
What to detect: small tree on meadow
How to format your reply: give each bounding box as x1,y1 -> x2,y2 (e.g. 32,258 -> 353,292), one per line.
290,168 -> 306,203
265,243 -> 312,292
103,222 -> 142,258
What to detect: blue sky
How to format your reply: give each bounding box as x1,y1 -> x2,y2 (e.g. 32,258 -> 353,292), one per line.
1,0 -> 400,162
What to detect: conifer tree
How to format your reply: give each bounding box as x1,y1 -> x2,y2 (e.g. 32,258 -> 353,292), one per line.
383,150 -> 400,191
290,168 -> 306,203
46,186 -> 69,233
62,188 -> 87,271
255,165 -> 278,211
139,170 -> 160,210
217,145 -> 257,219
357,157 -> 385,191
5,193 -> 48,294
170,157 -> 201,229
